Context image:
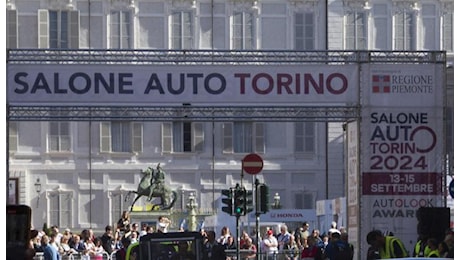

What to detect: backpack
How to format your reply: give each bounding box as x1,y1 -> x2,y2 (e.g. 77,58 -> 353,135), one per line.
332,241 -> 353,260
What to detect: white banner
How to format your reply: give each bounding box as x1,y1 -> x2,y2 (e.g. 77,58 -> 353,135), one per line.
346,121 -> 359,248
248,209 -> 316,223
359,64 -> 445,255
361,64 -> 444,107
7,64 -> 359,105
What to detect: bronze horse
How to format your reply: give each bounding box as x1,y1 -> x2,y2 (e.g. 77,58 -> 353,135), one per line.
126,164 -> 177,211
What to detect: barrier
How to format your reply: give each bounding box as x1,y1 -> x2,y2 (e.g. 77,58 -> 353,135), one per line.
225,250 -> 302,260
33,252 -> 112,260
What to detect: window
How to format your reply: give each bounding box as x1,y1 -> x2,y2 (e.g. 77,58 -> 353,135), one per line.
294,192 -> 314,209
8,122 -> 18,152
100,122 -> 142,153
198,2 -> 226,49
442,12 -> 453,51
162,122 -> 204,153
6,9 -> 17,48
171,11 -> 193,49
373,4 -> 389,50
49,191 -> 72,228
394,10 -> 416,50
38,10 -> 79,49
110,10 -> 132,48
111,191 -> 130,224
232,11 -> 254,49
345,11 -> 367,49
420,4 -> 437,50
294,122 -> 315,153
48,121 -> 71,152
294,12 -> 315,50
223,122 -> 264,154
50,11 -> 69,48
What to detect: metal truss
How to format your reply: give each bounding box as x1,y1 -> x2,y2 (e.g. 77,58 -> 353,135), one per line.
6,49 -> 445,121
7,49 -> 446,65
7,105 -> 359,122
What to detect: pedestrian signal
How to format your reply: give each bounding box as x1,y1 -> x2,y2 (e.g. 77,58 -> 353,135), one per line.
245,189 -> 254,214
234,187 -> 245,216
258,184 -> 269,214
221,189 -> 234,216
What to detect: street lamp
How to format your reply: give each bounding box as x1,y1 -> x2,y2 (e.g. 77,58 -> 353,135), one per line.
187,192 -> 198,231
34,178 -> 42,208
187,192 -> 198,209
272,192 -> 281,209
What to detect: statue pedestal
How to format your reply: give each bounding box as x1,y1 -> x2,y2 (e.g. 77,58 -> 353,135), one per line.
129,210 -> 171,229
128,209 -> 214,232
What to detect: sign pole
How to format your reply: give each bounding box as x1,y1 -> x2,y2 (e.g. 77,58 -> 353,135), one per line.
240,163 -> 244,187
255,178 -> 260,260
242,153 -> 264,260
236,215 -> 240,260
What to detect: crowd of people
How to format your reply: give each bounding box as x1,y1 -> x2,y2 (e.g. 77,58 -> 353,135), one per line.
28,211 -> 172,260
366,229 -> 454,259
28,214 -> 454,260
195,221 -> 354,260
202,221 -> 454,260
256,221 -> 355,260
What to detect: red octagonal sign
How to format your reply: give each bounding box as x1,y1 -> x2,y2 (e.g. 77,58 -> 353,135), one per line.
242,153 -> 264,175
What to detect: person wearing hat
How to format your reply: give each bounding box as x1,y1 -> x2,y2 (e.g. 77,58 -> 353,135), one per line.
262,229 -> 278,260
328,222 -> 337,235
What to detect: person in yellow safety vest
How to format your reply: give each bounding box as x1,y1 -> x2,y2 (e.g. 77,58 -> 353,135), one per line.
425,238 -> 440,258
413,235 -> 432,257
366,230 -> 408,259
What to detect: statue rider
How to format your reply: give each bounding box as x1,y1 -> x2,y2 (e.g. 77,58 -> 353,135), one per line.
154,164 -> 165,193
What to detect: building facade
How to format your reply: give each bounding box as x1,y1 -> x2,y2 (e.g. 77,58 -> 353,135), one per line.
6,0 -> 453,239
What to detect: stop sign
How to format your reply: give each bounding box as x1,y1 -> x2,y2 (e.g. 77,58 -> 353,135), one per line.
242,153 -> 264,175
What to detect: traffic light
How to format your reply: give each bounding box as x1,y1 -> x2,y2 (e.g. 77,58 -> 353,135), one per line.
221,188 -> 234,216
258,184 -> 270,214
234,187 -> 245,216
245,189 -> 254,214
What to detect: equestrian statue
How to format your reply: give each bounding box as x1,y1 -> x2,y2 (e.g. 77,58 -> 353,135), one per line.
126,163 -> 177,211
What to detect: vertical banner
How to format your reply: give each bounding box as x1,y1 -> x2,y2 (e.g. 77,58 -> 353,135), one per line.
9,178 -> 18,204
359,64 -> 445,256
346,121 -> 360,255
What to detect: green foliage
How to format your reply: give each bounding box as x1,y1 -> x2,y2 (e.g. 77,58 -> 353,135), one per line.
42,222 -> 52,236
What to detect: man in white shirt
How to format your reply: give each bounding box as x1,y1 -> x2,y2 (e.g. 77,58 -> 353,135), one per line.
262,229 -> 278,260
51,226 -> 63,248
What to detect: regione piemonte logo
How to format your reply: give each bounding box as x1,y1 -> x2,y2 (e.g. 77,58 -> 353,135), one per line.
371,72 -> 433,95
372,75 -> 390,93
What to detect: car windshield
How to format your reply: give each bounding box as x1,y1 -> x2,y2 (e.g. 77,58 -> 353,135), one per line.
137,232 -> 203,260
